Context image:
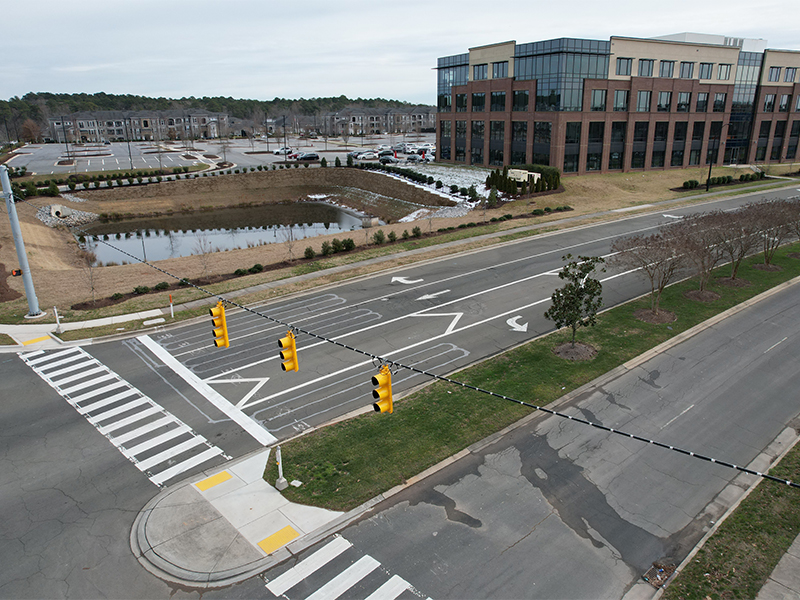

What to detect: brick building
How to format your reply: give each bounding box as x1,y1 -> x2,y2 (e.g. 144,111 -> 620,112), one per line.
435,33 -> 800,174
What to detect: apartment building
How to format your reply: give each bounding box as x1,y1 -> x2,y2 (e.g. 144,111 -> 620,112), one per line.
436,33 -> 800,174
321,106 -> 436,137
48,109 -> 229,143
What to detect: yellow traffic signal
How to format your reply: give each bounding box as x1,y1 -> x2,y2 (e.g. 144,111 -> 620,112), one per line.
209,301 -> 229,348
278,330 -> 298,372
372,365 -> 393,413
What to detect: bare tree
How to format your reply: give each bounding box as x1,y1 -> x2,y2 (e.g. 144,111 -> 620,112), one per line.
713,208 -> 761,280
20,118 -> 42,143
78,248 -> 99,305
194,233 -> 214,278
611,233 -> 683,315
784,197 -> 800,243
747,199 -> 792,266
282,224 -> 297,261
667,212 -> 725,292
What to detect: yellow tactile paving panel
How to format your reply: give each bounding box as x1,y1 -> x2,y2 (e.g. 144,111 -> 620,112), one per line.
258,525 -> 300,555
195,470 -> 233,491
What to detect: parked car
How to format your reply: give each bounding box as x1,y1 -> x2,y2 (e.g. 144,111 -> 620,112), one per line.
376,144 -> 392,151
297,152 -> 319,161
379,156 -> 400,165
347,150 -> 363,158
377,149 -> 395,157
405,144 -> 419,154
357,151 -> 378,160
288,152 -> 302,160
274,147 -> 292,155
405,154 -> 422,162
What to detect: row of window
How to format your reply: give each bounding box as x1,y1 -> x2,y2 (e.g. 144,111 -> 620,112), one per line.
768,66 -> 798,83
616,57 -> 734,81
442,119 -> 800,145
473,61 -> 509,81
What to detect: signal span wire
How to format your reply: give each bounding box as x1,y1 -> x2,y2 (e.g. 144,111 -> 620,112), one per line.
11,192 -> 800,490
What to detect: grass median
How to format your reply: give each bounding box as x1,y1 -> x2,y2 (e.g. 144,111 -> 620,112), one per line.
265,243 -> 800,512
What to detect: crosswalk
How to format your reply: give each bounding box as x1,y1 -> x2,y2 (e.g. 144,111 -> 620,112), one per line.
264,536 -> 427,600
20,347 -> 229,487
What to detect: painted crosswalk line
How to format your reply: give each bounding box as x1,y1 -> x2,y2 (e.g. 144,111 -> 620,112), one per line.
20,347 -> 230,487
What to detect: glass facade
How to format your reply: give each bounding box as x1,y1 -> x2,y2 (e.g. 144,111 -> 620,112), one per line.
515,38 -> 610,111
437,53 -> 468,112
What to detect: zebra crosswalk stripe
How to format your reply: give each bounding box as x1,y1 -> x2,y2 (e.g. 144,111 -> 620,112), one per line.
20,347 -> 229,487
266,536 -> 352,596
304,555 -> 379,600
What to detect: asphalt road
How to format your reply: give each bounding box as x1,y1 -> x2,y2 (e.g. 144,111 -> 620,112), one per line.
258,276 -> 800,599
131,185 -> 800,442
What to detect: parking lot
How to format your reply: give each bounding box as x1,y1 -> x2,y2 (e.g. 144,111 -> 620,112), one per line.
8,133 -> 437,177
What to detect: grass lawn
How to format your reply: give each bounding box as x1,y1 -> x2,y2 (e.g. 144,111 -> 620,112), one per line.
265,244 -> 800,518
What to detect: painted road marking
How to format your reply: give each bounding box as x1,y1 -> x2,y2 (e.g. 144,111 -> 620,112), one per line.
364,574 -> 412,600
267,536 -> 352,596
305,555 -> 379,600
20,347 -> 229,487
195,470 -> 232,491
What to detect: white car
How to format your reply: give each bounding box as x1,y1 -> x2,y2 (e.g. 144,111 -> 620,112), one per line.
376,144 -> 392,151
357,151 -> 378,160
274,147 -> 292,155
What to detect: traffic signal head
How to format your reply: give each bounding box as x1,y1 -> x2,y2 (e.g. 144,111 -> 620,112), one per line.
11,269 -> 22,277
278,330 -> 298,372
372,365 -> 393,414
209,301 -> 229,348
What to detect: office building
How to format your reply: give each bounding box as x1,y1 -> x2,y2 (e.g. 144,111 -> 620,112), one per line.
436,33 -> 800,174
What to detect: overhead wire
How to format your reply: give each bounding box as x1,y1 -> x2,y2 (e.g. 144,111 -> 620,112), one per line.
7,187 -> 800,490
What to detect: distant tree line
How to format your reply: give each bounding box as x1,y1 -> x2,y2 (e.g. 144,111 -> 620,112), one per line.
0,92 -> 422,142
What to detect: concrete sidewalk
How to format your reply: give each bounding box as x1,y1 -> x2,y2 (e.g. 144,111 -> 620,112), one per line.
130,448 -> 353,588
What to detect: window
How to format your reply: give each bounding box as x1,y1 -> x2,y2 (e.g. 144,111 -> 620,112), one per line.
565,122 -> 581,144
512,121 -> 527,142
473,64 -> 487,80
471,120 -> 484,138
616,57 -> 632,76
677,92 -> 691,112
779,95 -> 791,113
638,59 -> 654,77
786,67 -> 797,83
611,121 -> 626,142
775,121 -> 786,138
634,122 -> 649,142
471,146 -> 483,165
654,122 -> 669,141
455,121 -> 467,137
614,90 -> 629,112
631,151 -> 646,168
769,66 -> 782,82
699,62 -> 714,80
586,152 -> 602,171
490,91 -> 506,111
564,152 -> 579,172
718,64 -> 732,80
692,122 -> 705,141
472,92 -> 485,112
651,150 -> 665,167
680,62 -> 694,79
771,142 -> 781,160
591,89 -> 607,111
797,96 -> 800,111
671,149 -> 684,166
455,94 -> 467,112
689,149 -> 701,165
588,122 -> 604,143
657,91 -> 672,112
492,61 -> 508,79
489,148 -> 504,165
713,93 -> 727,112
696,92 -> 709,112
511,150 -> 527,165
674,122 -> 688,141
490,121 -> 504,140
759,121 -> 771,138
792,121 -> 800,137
534,122 -> 552,143
637,90 -> 651,112
660,60 -> 674,78
608,150 -> 624,170
512,90 -> 529,112
764,94 -> 776,112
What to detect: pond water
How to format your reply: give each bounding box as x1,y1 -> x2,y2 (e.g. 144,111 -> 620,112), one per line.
79,202 -> 367,265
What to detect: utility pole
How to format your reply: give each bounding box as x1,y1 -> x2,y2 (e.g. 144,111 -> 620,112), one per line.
1,165 -> 43,317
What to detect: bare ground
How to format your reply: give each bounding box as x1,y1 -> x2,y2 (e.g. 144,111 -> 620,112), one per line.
552,342 -> 597,361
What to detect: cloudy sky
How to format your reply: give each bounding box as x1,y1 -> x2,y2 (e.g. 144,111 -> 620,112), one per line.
3,0 -> 798,105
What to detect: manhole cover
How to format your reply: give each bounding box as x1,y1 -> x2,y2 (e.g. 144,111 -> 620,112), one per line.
643,563 -> 676,588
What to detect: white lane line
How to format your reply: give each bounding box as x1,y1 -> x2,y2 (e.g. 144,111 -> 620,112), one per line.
764,336 -> 788,354
364,574 -> 412,600
137,335 -> 277,446
267,537 -> 352,596
305,555 -> 380,600
664,404 -> 695,429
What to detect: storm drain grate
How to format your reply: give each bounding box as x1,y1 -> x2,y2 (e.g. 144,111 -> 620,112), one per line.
643,563 -> 676,588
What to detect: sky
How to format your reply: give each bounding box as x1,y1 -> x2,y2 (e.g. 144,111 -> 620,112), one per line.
3,0 -> 798,106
